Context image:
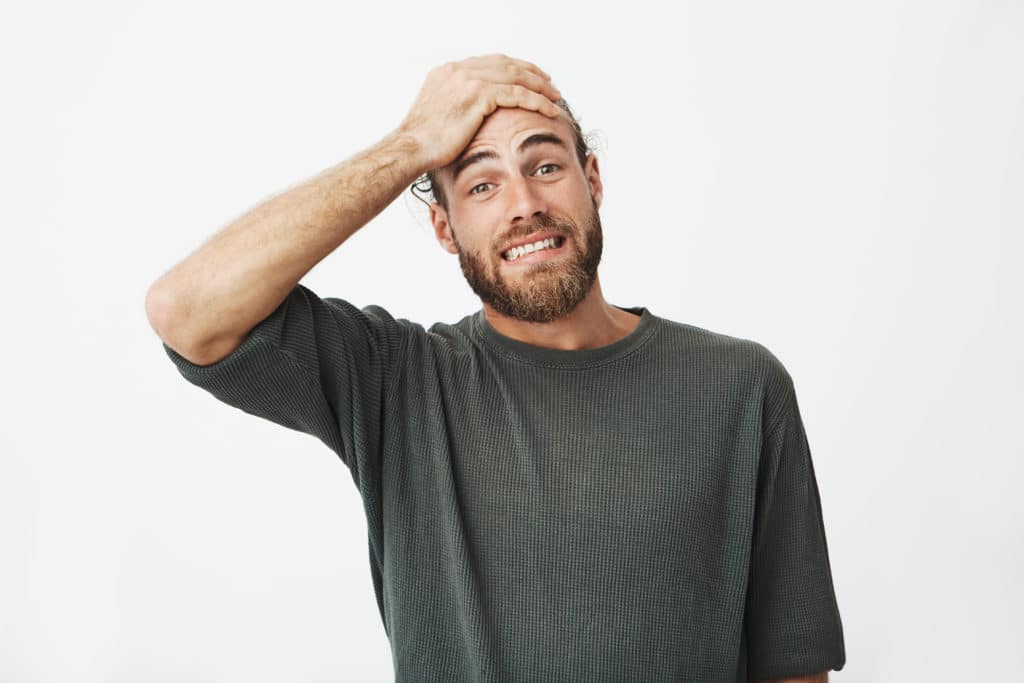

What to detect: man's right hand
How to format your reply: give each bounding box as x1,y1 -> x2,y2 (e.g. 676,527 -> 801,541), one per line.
396,53 -> 563,173
149,55 -> 561,365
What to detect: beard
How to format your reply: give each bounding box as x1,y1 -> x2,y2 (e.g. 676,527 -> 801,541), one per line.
450,196 -> 603,324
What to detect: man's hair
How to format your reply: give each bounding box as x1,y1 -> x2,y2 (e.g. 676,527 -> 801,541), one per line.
409,97 -> 593,213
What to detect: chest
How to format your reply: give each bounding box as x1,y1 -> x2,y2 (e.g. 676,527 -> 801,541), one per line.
437,364 -> 760,553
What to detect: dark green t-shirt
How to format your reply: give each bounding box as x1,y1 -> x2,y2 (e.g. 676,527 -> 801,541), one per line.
162,283 -> 846,682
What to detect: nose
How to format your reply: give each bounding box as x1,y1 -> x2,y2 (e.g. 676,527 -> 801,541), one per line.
505,172 -> 548,224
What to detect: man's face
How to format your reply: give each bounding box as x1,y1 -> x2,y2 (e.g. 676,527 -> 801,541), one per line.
429,107 -> 605,323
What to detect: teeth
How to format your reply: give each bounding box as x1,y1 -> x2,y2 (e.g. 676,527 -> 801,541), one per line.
503,237 -> 561,261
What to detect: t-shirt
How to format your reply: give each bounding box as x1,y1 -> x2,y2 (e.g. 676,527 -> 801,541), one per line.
162,282 -> 846,682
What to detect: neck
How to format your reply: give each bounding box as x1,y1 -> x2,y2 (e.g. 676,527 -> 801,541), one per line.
481,274 -> 641,351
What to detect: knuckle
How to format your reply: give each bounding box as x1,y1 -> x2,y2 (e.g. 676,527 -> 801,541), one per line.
464,81 -> 484,101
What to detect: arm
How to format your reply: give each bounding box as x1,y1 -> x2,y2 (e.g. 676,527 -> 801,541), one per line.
144,129 -> 426,365
744,352 -> 846,679
145,54 -> 562,367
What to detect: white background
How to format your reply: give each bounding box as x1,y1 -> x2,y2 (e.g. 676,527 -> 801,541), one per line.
2,0 -> 1021,681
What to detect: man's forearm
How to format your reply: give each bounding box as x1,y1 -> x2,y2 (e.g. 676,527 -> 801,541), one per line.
145,129 -> 425,363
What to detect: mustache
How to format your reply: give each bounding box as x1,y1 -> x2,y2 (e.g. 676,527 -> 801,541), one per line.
498,214 -> 574,248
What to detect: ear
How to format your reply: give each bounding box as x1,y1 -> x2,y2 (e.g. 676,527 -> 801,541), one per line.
584,153 -> 603,209
430,202 -> 460,255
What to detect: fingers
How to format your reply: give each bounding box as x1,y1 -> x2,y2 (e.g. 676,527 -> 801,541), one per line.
455,54 -> 563,122
402,54 -> 563,170
457,53 -> 561,106
490,83 -> 563,118
462,53 -> 551,83
463,64 -> 562,106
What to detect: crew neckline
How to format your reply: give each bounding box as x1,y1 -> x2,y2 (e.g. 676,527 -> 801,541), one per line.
472,305 -> 660,367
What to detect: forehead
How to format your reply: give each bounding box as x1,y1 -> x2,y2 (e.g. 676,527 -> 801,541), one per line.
468,106 -> 572,147
444,107 -> 574,179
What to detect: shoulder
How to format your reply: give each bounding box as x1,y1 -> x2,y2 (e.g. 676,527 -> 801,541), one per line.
338,307 -> 480,364
654,315 -> 792,381
652,315 -> 796,420
418,311 -> 481,359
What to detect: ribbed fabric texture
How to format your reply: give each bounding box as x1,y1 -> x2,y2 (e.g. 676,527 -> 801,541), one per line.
162,283 -> 846,682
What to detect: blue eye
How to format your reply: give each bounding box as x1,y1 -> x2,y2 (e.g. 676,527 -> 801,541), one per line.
469,183 -> 493,195
536,163 -> 560,175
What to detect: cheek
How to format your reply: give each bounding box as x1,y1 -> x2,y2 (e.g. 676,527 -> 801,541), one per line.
453,220 -> 501,256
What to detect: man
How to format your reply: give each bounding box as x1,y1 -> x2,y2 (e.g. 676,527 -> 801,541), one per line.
146,53 -> 846,682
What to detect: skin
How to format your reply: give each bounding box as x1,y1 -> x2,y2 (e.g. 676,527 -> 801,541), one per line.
148,53 -> 569,365
761,673 -> 829,683
427,106 -> 642,350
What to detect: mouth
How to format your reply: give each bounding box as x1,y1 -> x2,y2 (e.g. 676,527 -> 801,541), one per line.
500,234 -> 568,265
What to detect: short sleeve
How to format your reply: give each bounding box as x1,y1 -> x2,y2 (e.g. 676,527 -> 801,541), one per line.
161,282 -> 407,490
744,371 -> 846,680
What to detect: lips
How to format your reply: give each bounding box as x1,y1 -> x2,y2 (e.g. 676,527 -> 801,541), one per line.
499,230 -> 565,257
501,234 -> 569,264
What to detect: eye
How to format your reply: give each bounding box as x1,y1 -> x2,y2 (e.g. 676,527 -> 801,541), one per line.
469,164 -> 561,196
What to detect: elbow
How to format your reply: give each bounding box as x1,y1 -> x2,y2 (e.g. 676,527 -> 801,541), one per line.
144,281 -> 175,339
146,283 -> 244,365
145,282 -> 208,362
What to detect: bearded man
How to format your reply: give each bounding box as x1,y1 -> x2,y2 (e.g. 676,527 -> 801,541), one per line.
147,53 -> 846,683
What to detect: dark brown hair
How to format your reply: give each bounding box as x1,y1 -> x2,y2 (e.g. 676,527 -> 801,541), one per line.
409,97 -> 593,213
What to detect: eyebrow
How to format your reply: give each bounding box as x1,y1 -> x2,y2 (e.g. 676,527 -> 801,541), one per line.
450,132 -> 570,185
